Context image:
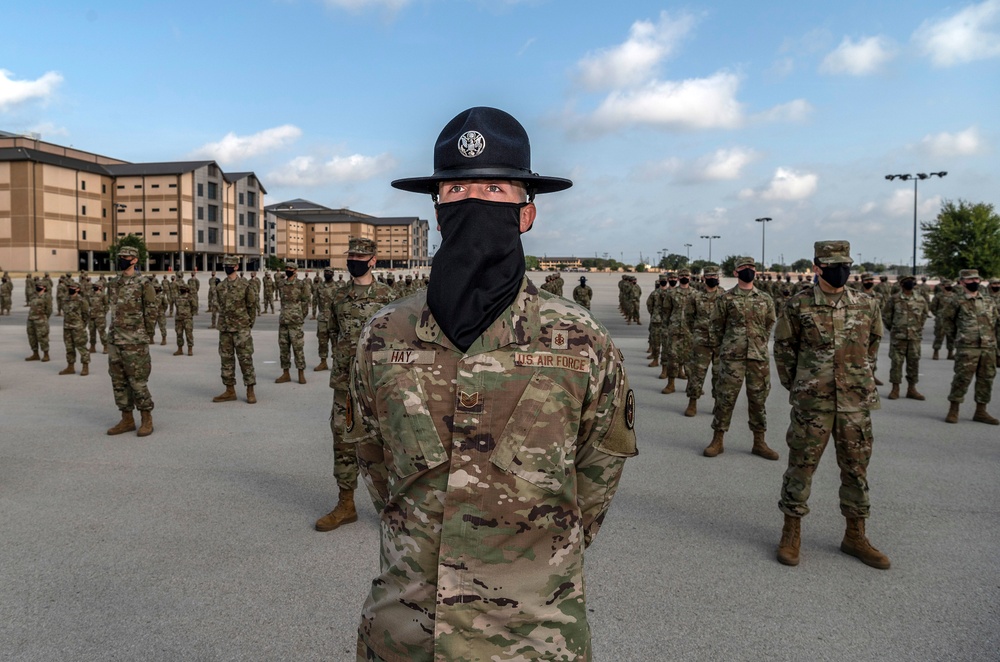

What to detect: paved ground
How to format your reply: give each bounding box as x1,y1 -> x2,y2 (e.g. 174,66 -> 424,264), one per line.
1,272 -> 997,661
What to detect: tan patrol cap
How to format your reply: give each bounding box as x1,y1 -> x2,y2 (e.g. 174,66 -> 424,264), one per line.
223,255 -> 240,266
735,256 -> 755,269
703,264 -> 720,277
814,240 -> 852,265
959,269 -> 980,280
346,237 -> 377,255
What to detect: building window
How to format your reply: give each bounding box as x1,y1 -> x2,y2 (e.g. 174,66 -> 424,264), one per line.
208,205 -> 218,222
102,208 -> 107,218
247,191 -> 256,207
207,182 -> 218,200
208,228 -> 218,244
103,232 -> 107,241
134,208 -> 142,213
152,208 -> 160,212
169,207 -> 177,212
248,211 -> 256,227
152,231 -> 160,236
248,232 -> 256,248
134,184 -> 141,189
117,185 -> 125,190
81,205 -> 87,216
239,235 -> 245,247
197,183 -> 204,197
152,184 -> 159,189
239,192 -> 244,205
198,229 -> 204,243
82,230 -> 87,240
197,207 -> 204,220
102,184 -> 106,193
169,231 -> 177,236
168,183 -> 177,188
239,213 -> 244,226
81,180 -> 86,191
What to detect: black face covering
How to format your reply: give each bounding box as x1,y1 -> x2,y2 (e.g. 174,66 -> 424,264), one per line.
347,260 -> 370,279
944,286 -> 953,292
901,281 -> 916,291
820,264 -> 851,288
224,265 -> 237,275
704,278 -> 719,288
991,286 -> 1000,293
117,257 -> 134,271
679,277 -> 690,285
324,273 -> 334,282
285,270 -> 295,279
863,282 -> 874,290
668,280 -> 677,287
965,281 -> 981,292
737,269 -> 755,283
428,198 -> 526,352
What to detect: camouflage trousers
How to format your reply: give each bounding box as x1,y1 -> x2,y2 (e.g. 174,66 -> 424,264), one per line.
779,408 -> 872,519
27,318 -> 50,352
88,316 -> 107,349
711,358 -> 770,432
278,323 -> 305,370
329,385 -> 359,491
932,317 -> 954,351
316,319 -> 334,360
888,337 -> 921,385
219,329 -> 256,386
686,344 -> 721,400
0,294 -> 11,313
948,348 -> 996,404
647,321 -> 662,358
262,295 -> 274,313
108,343 -> 153,412
175,317 -> 193,348
356,637 -> 388,662
211,309 -> 218,327
155,312 -> 167,339
660,327 -> 692,378
64,325 -> 90,365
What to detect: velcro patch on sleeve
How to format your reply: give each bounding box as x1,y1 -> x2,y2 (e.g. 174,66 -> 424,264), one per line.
373,349 -> 436,364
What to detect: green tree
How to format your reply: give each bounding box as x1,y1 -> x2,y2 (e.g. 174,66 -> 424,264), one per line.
266,256 -> 286,271
922,200 -> 1000,278
635,263 -> 647,272
690,259 -> 710,274
769,263 -> 785,273
109,233 -> 148,266
524,255 -> 540,270
790,258 -> 813,272
719,254 -> 740,275
657,253 -> 688,271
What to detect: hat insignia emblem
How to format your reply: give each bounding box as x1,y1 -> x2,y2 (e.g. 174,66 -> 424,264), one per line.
458,131 -> 485,158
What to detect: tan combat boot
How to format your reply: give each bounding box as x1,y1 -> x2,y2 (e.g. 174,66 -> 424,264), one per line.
314,359 -> 328,371
887,383 -> 900,400
160,336 -> 167,346
777,515 -> 801,566
246,385 -> 257,404
25,351 -> 40,361
751,431 -> 779,460
275,369 -> 291,383
107,411 -> 136,435
314,490 -> 358,532
661,377 -> 675,394
840,517 -> 890,569
658,365 -> 669,379
137,411 -> 154,437
298,369 -> 307,384
703,430 -> 724,457
80,364 -> 89,376
683,398 -> 697,417
647,358 -> 659,367
905,381 -> 925,401
873,375 -> 884,386
102,345 -> 108,354
173,347 -> 184,356
41,352 -> 50,362
89,344 -> 97,353
187,347 -> 193,356
973,403 -> 999,425
59,363 -> 75,375
212,385 -> 237,402
945,402 -> 960,424
932,349 -> 939,360
947,349 -> 954,360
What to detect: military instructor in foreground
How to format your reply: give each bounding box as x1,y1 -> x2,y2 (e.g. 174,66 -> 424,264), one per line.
348,107 -> 637,661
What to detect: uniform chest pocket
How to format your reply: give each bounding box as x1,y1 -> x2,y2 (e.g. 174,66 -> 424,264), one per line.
374,371 -> 448,479
801,312 -> 830,346
490,372 -> 583,494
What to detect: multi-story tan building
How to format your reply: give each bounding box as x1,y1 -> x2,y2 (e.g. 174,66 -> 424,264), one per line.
265,198 -> 429,270
0,131 -> 265,273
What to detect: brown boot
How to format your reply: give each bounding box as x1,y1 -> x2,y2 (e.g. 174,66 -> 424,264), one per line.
275,369 -> 291,383
187,347 -> 193,356
25,351 -> 40,361
107,411 -> 136,435
173,347 -> 184,356
658,365 -> 668,380
160,337 -> 167,346
41,352 -> 50,362
80,364 -> 89,376
246,386 -> 257,404
137,410 -> 154,437
703,430 -> 724,457
315,489 -> 358,532
751,431 -> 779,460
905,381 -> 925,401
298,369 -> 307,384
89,344 -> 97,353
947,349 -> 954,360
840,517 -> 890,569
102,346 -> 108,354
777,515 -> 801,566
660,377 -> 675,394
932,349 -> 939,360
59,363 -> 75,375
973,403 -> 1000,425
945,401 -> 960,424
314,359 -> 328,371
683,398 -> 697,417
887,383 -> 900,400
873,376 -> 884,386
212,385 -> 237,402
647,358 -> 659,367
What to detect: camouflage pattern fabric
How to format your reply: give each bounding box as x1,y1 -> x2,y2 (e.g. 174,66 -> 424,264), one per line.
315,280 -> 340,360
154,289 -> 168,339
348,277 -> 636,662
24,275 -> 35,306
660,286 -> 695,377
217,276 -> 258,387
646,287 -> 662,357
174,292 -> 195,348
774,285 -> 882,519
884,290 -> 929,384
686,345 -> 721,400
62,294 -> 91,366
277,276 -> 311,370
685,288 -> 724,400
56,278 -> 68,314
187,276 -> 200,314
946,292 -> 999,404
0,276 -> 12,313
108,343 -> 153,412
88,289 -> 108,349
262,274 -> 275,313
572,284 -> 592,309
108,274 -> 157,413
27,292 -> 52,352
932,289 -> 956,352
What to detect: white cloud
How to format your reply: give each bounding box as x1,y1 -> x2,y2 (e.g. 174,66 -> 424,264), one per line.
756,167 -> 818,201
268,152 -> 396,187
27,122 -> 69,138
913,0 -> 1000,67
693,147 -> 757,181
190,125 -> 302,164
322,0 -> 410,12
753,99 -> 813,123
576,10 -> 696,91
0,69 -> 63,111
589,72 -> 744,131
920,126 -> 985,156
820,35 -> 897,75
885,190 -> 942,217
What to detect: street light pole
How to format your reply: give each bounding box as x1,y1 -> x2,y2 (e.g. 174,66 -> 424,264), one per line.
755,217 -> 772,267
884,171 -> 946,276
684,243 -> 692,261
700,235 -> 720,262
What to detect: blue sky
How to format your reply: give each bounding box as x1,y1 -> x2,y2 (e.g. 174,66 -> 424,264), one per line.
3,0 -> 998,268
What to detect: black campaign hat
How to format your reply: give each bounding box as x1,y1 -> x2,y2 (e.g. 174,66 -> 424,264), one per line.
391,107 -> 572,196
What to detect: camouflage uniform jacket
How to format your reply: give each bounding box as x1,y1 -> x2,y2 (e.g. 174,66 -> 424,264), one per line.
931,289 -> 956,319
63,295 -> 90,329
946,293 -> 999,349
216,277 -> 258,332
249,277 -> 261,299
883,291 -> 929,341
277,277 -> 311,326
349,278 -> 637,662
89,290 -> 108,318
316,280 -> 340,323
1,278 -> 13,299
774,285 -> 882,413
715,286 -> 775,361
688,288 -> 725,347
328,280 -> 395,384
660,286 -> 695,331
108,274 -> 157,345
174,292 -> 195,320
28,292 -> 52,320
572,284 -> 592,308
646,289 -> 661,322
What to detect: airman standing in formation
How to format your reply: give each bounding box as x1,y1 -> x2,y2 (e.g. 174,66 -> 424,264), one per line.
774,240 -> 889,570
24,272 -> 34,306
152,283 -> 169,345
248,272 -> 261,317
944,269 -> 1000,425
173,283 -> 195,356
572,275 -> 593,309
262,272 -> 275,314
659,269 -> 694,394
314,237 -> 395,533
313,266 -> 339,372
0,272 -> 12,314
275,262 -> 311,384
187,272 -> 200,316
207,271 -> 219,328
645,277 -> 665,366
59,280 -> 91,376
212,255 -> 259,405
56,274 -> 69,316
88,282 -> 109,354
25,281 -> 52,362
310,272 -> 321,320
683,265 -> 724,417
540,272 -> 557,294
931,279 -> 957,360
168,273 -> 181,317
883,274 -> 930,400
106,246 -> 158,437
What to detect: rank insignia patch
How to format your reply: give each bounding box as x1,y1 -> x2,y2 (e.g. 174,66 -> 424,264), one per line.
624,389 -> 635,430
550,327 -> 570,350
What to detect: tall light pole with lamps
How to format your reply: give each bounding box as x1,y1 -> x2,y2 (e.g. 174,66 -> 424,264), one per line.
754,217 -> 772,267
684,243 -> 692,262
884,171 -> 946,276
700,235 -> 720,263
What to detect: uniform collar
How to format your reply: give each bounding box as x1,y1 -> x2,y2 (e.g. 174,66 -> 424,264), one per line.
813,284 -> 855,308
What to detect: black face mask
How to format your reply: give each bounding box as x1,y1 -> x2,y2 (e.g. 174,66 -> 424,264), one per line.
324,273 -> 334,282
428,198 -> 526,352
820,264 -> 851,288
965,281 -> 980,292
658,281 -> 667,289
668,280 -> 677,287
224,265 -> 237,275
704,278 -> 719,288
69,288 -> 80,296
944,286 -> 953,292
901,281 -> 916,291
117,257 -> 134,271
863,282 -> 874,290
36,287 -> 44,293
285,270 -> 295,279
991,286 -> 1000,293
679,277 -> 689,285
347,260 -> 370,279
737,269 -> 755,283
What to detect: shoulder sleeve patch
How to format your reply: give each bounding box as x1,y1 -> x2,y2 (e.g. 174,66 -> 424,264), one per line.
596,372 -> 638,458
